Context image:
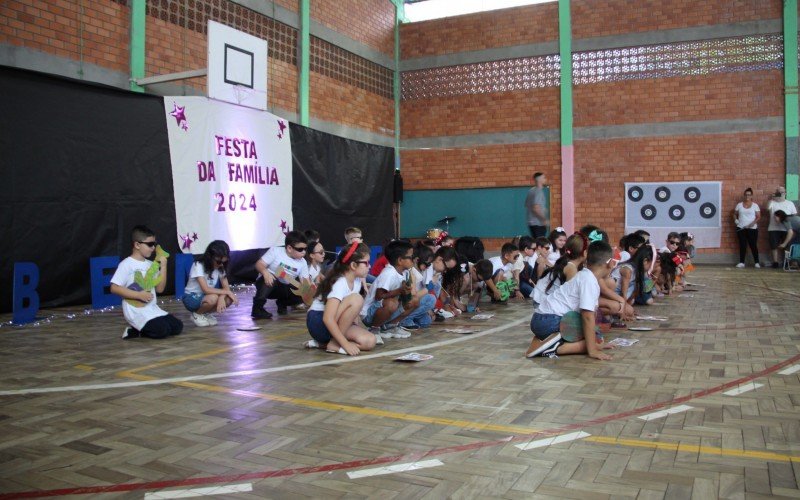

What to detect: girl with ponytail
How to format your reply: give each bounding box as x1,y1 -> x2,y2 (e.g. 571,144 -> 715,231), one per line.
305,242 -> 378,356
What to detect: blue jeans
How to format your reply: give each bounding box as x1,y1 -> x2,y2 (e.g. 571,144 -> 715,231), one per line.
306,310 -> 332,343
400,294 -> 436,328
182,292 -> 204,312
520,280 -> 534,298
362,299 -> 403,327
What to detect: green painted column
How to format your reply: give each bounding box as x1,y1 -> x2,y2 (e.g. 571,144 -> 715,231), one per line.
129,0 -> 145,92
391,0 -> 405,170
785,0 -> 799,200
298,0 -> 310,126
558,0 -> 575,233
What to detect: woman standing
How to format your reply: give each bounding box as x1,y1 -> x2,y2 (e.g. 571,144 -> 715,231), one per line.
733,187 -> 761,268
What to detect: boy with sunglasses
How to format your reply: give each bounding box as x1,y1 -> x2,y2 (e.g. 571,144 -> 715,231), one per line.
252,231 -> 310,318
110,225 -> 183,339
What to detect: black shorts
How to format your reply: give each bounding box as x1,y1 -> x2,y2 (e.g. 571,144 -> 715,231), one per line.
769,230 -> 788,249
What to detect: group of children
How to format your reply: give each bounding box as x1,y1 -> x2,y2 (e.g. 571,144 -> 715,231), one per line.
110,223 -> 696,363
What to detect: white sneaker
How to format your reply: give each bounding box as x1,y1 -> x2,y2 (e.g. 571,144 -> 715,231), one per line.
303,339 -> 319,349
735,263 -> 745,268
391,326 -> 412,339
191,312 -> 210,327
204,313 -> 218,326
374,333 -> 384,345
435,309 -> 455,319
754,263 -> 761,269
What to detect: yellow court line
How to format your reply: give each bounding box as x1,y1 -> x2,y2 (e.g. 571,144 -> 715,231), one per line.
116,329 -> 307,377
116,370 -> 800,464
587,436 -> 800,463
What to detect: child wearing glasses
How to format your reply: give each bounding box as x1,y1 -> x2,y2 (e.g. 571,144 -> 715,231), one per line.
251,230 -> 310,319
110,225 -> 183,339
306,240 -> 326,285
182,240 -> 238,327
360,240 -> 416,338
526,240 -> 616,360
305,243 -> 377,356
659,232 -> 681,254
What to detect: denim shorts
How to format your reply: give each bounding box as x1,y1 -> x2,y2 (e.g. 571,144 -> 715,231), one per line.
530,310 -> 584,342
306,310 -> 332,344
182,292 -> 204,312
362,299 -> 403,327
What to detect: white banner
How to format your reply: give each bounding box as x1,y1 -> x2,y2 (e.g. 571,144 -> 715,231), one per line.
624,181 -> 722,248
164,97 -> 292,252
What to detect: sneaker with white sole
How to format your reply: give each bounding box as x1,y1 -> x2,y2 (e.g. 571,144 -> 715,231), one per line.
391,326 -> 412,339
525,332 -> 562,358
754,263 -> 761,269
735,263 -> 745,268
374,333 -> 384,345
204,313 -> 218,326
435,309 -> 455,319
191,312 -> 210,327
303,339 -> 319,349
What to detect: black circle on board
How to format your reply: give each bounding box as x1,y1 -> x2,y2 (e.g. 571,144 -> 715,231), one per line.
668,204 -> 685,221
641,204 -> 657,221
655,186 -> 671,202
699,202 -> 716,219
684,187 -> 701,203
627,186 -> 643,202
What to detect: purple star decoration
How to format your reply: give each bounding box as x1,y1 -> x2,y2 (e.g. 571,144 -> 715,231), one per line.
277,119 -> 287,139
170,102 -> 188,131
179,233 -> 196,251
280,220 -> 290,235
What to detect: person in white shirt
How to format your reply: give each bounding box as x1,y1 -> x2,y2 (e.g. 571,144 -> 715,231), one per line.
488,242 -> 520,302
305,242 -> 377,356
360,240 -> 416,338
251,231 -> 310,319
733,187 -> 761,268
305,240 -> 326,285
110,225 -> 182,339
767,186 -> 798,268
182,240 -> 239,327
525,240 -> 616,360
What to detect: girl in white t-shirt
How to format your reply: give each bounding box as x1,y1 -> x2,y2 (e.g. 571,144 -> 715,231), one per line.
182,240 -> 238,327
547,227 -> 567,266
305,242 -> 377,356
733,187 -> 761,268
305,240 -> 326,285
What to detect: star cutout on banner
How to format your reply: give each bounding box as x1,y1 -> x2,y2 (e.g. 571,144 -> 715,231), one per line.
277,119 -> 287,139
280,220 -> 290,234
179,233 -> 195,251
170,102 -> 188,130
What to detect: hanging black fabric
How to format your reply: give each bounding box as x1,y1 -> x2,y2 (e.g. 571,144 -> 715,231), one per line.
0,66 -> 178,312
289,123 -> 395,250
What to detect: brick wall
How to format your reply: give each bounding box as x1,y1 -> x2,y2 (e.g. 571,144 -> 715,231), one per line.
311,0 -> 394,55
1,0 -> 130,73
2,0 -> 393,134
399,0 -> 786,255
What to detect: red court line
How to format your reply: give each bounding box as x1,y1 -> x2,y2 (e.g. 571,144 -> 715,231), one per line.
4,350 -> 800,499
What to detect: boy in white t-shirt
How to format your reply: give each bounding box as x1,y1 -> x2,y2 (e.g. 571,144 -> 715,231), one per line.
252,231 -> 310,319
488,242 -> 521,302
360,240 -> 415,338
110,225 -> 183,339
525,240 -> 616,361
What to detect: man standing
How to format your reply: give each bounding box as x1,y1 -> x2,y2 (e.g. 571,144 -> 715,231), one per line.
525,172 -> 549,238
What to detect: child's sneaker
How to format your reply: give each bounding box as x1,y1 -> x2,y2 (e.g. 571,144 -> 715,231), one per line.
191,312 -> 210,327
374,333 -> 384,345
754,263 -> 761,269
393,326 -> 412,338
736,262 -> 745,268
204,314 -> 218,326
435,309 -> 454,319
399,323 -> 420,330
525,332 -> 562,358
303,339 -> 319,349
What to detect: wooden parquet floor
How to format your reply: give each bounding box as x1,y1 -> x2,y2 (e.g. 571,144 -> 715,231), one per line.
1,267 -> 800,499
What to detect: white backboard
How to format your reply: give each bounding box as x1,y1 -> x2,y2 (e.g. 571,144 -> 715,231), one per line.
208,20 -> 268,110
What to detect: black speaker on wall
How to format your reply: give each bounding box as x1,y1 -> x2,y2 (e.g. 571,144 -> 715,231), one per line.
393,170 -> 404,203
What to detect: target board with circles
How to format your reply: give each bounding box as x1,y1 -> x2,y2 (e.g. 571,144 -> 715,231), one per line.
624,181 -> 722,248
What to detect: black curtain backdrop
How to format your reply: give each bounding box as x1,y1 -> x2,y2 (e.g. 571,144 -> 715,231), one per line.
0,66 -> 394,312
290,123 -> 394,251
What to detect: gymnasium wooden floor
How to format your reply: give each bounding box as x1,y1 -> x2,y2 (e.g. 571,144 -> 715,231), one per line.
1,267 -> 799,499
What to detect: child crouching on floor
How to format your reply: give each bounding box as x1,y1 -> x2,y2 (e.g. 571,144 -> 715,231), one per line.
526,240 -> 616,361
305,242 -> 377,356
182,240 -> 238,326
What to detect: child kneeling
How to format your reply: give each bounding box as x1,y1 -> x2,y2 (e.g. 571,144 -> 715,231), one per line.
183,240 -> 238,326
305,242 -> 377,356
526,240 -> 615,361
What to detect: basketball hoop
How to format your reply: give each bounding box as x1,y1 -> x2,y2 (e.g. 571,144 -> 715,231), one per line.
231,84 -> 254,105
